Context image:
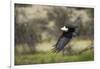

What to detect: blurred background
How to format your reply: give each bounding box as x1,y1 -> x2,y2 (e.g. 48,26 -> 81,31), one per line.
15,4 -> 94,65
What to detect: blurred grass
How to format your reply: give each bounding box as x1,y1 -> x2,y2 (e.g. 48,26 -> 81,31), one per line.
15,50 -> 94,65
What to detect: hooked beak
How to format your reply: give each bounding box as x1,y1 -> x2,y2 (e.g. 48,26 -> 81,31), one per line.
60,26 -> 68,31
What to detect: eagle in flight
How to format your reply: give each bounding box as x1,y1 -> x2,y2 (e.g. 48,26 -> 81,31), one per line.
53,17 -> 80,54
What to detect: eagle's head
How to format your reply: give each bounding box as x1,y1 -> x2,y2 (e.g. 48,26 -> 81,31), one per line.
60,26 -> 68,32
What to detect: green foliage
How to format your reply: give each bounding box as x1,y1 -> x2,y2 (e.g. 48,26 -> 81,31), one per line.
15,50 -> 94,65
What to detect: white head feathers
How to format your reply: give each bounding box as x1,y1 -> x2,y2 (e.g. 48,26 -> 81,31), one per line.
60,26 -> 68,32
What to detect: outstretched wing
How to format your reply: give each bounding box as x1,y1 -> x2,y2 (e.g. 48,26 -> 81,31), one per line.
53,36 -> 70,52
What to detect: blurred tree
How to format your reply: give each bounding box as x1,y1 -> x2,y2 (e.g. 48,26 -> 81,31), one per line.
15,4 -> 94,54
